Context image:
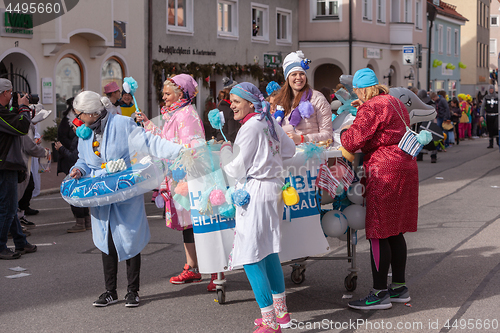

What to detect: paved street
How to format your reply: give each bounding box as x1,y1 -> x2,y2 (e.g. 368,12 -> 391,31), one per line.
2,137 -> 500,333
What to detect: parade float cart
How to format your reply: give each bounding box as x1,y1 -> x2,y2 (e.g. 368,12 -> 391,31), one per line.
59,140 -> 364,305
182,143 -> 362,304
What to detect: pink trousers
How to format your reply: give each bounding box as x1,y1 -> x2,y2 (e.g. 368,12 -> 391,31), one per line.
459,123 -> 471,138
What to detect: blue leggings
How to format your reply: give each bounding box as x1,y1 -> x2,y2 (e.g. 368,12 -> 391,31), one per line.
243,253 -> 285,308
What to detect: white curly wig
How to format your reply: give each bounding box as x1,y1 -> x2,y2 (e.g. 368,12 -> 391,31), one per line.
73,90 -> 112,114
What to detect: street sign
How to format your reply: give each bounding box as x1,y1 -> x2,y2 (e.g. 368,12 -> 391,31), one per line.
264,54 -> 283,68
403,46 -> 415,66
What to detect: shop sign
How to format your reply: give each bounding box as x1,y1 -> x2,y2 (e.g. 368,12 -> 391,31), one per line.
363,48 -> 381,59
113,21 -> 126,48
158,45 -> 216,56
1,10 -> 33,38
264,54 -> 283,68
42,77 -> 53,104
402,45 -> 415,65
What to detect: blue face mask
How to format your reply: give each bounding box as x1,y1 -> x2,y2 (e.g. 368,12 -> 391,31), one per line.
76,124 -> 93,140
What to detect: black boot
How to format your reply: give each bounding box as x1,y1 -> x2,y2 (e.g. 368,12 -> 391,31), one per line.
416,153 -> 423,161
431,154 -> 437,163
487,138 -> 493,148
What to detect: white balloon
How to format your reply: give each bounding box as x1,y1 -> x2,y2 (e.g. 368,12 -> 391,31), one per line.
321,210 -> 348,237
347,182 -> 365,205
343,204 -> 366,230
337,230 -> 348,242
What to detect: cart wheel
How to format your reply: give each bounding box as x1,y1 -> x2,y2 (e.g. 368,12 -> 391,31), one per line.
291,268 -> 306,284
217,289 -> 226,304
344,275 -> 357,291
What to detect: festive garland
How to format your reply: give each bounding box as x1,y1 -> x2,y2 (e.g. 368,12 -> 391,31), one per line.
152,60 -> 285,102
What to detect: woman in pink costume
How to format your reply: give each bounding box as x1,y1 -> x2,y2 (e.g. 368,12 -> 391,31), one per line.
136,74 -> 206,286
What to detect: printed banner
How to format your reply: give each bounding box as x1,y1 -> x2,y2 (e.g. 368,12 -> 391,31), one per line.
189,149 -> 339,274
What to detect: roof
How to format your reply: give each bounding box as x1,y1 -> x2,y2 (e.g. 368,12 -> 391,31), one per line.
428,0 -> 468,22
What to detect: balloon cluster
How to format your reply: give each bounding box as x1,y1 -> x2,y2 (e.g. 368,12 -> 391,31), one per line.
321,181 -> 366,241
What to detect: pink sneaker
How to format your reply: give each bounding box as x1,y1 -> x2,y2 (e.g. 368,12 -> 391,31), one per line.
254,313 -> 291,329
169,264 -> 202,284
253,323 -> 282,333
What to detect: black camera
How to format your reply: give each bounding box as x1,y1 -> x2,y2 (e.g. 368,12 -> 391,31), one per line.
11,92 -> 39,109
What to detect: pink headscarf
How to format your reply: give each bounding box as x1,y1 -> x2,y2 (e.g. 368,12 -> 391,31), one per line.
170,74 -> 198,99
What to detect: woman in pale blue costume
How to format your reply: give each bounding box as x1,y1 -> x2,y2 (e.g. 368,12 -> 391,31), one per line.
69,91 -> 182,307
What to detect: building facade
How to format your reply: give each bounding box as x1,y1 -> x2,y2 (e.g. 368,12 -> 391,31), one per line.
427,0 -> 466,98
0,0 -> 147,141
489,0 -> 500,82
152,0 -> 299,118
447,0 -> 490,96
298,0 -> 428,91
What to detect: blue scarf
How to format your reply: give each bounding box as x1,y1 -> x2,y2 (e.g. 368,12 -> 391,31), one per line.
230,83 -> 279,142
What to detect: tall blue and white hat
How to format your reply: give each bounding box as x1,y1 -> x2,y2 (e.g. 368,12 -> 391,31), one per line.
282,50 -> 311,80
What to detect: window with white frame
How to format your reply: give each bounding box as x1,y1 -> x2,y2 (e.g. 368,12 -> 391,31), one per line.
448,80 -> 456,98
217,0 -> 238,39
404,0 -> 412,23
477,42 -> 481,67
316,0 -> 340,18
252,3 -> 269,42
167,0 -> 194,35
447,27 -> 451,55
485,44 -> 489,67
438,24 -> 443,54
478,2 -> 482,27
491,39 -> 497,55
415,0 -> 422,29
276,8 -> 292,44
434,80 -> 445,91
454,29 -> 459,55
363,0 -> 373,21
491,15 -> 499,27
391,0 -> 399,22
376,0 -> 386,23
484,5 -> 490,28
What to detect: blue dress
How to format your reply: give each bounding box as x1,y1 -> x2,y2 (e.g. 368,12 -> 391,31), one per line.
71,113 -> 182,261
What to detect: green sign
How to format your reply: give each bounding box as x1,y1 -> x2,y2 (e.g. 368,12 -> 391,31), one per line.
264,54 -> 283,69
3,12 -> 33,35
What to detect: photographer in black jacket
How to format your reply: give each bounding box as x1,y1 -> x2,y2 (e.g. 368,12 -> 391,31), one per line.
0,78 -> 37,260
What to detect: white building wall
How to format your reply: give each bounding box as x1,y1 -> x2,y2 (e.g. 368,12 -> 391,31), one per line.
0,0 -> 147,147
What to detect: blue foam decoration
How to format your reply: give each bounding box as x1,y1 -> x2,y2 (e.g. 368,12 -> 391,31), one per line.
274,109 -> 285,121
208,109 -> 222,129
123,77 -> 138,95
266,81 -> 281,96
76,124 -> 92,140
416,129 -> 432,145
172,167 -> 187,182
231,188 -> 250,207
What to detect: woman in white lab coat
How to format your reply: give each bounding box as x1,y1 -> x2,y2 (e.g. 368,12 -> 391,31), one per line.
220,82 -> 296,333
